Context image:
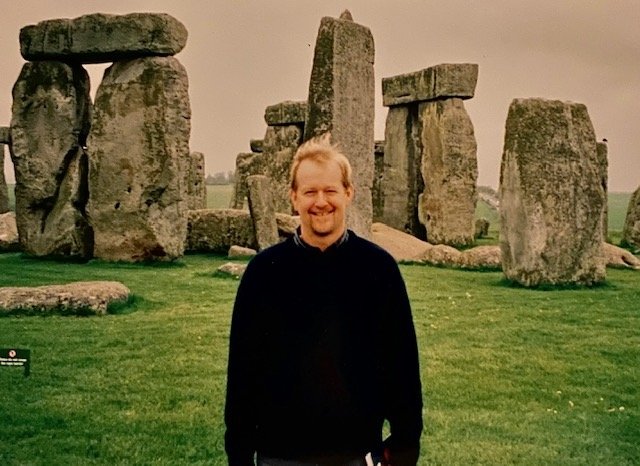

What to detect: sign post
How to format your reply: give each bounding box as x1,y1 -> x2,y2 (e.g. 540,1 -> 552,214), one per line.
0,348 -> 31,377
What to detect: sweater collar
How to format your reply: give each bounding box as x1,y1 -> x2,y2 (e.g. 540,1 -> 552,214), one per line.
293,227 -> 350,252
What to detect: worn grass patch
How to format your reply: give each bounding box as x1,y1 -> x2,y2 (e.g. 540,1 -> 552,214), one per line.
1,252 -> 638,464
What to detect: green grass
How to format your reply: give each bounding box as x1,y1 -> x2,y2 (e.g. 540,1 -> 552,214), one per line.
1,253 -> 638,465
206,184 -> 233,209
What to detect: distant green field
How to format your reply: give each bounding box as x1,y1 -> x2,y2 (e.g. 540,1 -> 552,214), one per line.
206,184 -> 233,209
4,183 -> 632,239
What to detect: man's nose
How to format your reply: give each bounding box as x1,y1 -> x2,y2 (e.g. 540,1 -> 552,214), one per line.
315,192 -> 328,207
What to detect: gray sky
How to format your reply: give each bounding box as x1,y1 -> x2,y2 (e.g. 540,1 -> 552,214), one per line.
1,0 -> 639,191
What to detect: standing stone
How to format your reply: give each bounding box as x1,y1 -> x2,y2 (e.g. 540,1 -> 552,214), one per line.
372,140 -> 385,222
381,63 -> 477,243
418,98 -> 478,246
247,175 -> 279,250
304,13 -> 375,238
87,56 -> 191,262
20,13 -> 187,63
262,124 -> 304,214
596,141 -> 608,240
499,98 -> 606,286
381,106 -> 426,239
230,152 -> 260,209
10,61 -> 92,258
187,151 -> 206,210
0,143 -> 8,214
622,186 -> 640,251
0,127 -> 9,144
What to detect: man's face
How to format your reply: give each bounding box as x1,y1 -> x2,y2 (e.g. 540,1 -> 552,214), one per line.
290,158 -> 353,248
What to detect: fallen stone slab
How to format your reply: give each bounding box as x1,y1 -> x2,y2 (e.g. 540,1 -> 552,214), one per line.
20,12 -> 187,63
264,101 -> 307,126
0,281 -> 131,316
458,245 -> 502,270
382,63 -> 478,106
215,262 -> 247,279
603,243 -> 640,270
228,245 -> 257,258
371,222 -> 431,261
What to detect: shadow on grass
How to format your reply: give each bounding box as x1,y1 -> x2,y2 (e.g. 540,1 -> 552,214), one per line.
107,294 -> 144,315
493,277 -> 617,291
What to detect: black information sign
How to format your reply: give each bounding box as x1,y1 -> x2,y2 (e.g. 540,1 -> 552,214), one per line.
0,348 -> 31,377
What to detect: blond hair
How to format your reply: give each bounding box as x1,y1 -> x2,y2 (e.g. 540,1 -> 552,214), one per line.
289,133 -> 353,191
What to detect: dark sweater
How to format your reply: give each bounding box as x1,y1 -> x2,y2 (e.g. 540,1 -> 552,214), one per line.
225,230 -> 423,465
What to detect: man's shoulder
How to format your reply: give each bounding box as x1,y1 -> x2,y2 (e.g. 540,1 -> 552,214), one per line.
247,237 -> 296,267
346,230 -> 398,265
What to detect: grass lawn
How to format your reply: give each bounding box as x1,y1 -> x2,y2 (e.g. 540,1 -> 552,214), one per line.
1,253 -> 639,465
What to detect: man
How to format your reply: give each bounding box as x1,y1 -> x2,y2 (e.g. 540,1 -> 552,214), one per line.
225,134 -> 423,466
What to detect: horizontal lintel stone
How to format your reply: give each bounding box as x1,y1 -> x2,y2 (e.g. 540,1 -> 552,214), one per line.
20,12 -> 187,64
382,63 -> 478,106
264,100 -> 307,126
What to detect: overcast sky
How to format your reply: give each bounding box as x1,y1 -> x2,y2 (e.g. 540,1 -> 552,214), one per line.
1,0 -> 639,191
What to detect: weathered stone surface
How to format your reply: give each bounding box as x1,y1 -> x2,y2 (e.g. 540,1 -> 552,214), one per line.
458,245 -> 501,270
603,242 -> 640,269
187,151 -> 206,210
622,186 -> 640,251
20,13 -> 187,63
380,106 -> 425,238
216,262 -> 247,279
250,139 -> 264,153
382,63 -> 478,107
475,218 -> 490,239
372,140 -> 385,222
304,14 -> 375,238
0,144 -> 8,214
419,244 -> 462,266
276,213 -> 300,237
371,222 -> 431,262
10,61 -> 92,258
0,212 -> 19,251
596,142 -> 608,239
230,152 -> 262,210
500,98 -> 606,286
263,125 -> 303,213
264,101 -> 307,126
0,127 -> 9,144
228,245 -> 257,258
186,209 -> 256,253
0,281 -> 130,316
247,175 -> 279,250
418,98 -> 478,247
186,209 -> 298,253
86,56 -> 190,262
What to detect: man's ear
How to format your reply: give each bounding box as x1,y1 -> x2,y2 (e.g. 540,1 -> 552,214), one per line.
346,186 -> 354,202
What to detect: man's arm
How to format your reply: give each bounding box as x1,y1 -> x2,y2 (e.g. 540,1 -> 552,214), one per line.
225,261 -> 262,466
380,261 -> 423,466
